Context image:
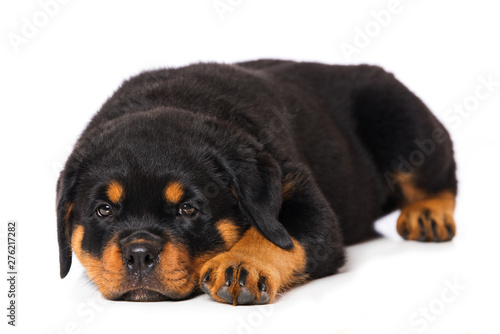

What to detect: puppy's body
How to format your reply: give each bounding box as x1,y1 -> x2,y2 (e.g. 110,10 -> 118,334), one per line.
57,60 -> 457,304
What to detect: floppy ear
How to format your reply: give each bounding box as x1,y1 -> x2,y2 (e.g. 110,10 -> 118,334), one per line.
56,164 -> 78,278
228,150 -> 294,250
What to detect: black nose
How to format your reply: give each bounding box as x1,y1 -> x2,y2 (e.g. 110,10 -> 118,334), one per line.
122,243 -> 160,277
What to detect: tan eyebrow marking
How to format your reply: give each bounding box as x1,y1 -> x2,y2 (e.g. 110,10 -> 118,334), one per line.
106,181 -> 124,204
165,181 -> 184,204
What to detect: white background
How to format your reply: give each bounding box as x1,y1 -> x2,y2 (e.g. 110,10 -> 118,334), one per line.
1,1 -> 499,333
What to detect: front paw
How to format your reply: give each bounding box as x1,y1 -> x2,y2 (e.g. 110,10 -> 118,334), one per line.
199,252 -> 277,305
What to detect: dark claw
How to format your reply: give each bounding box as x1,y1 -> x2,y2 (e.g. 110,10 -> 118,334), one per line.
225,267 -> 234,286
446,224 -> 455,240
402,228 -> 409,240
203,268 -> 212,282
256,277 -> 270,304
431,220 -> 439,242
238,268 -> 248,287
217,286 -> 233,304
258,276 -> 267,292
418,217 -> 426,241
201,282 -> 211,296
200,268 -> 212,296
236,287 -> 255,305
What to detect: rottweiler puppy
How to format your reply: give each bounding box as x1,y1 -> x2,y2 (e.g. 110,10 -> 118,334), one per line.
56,60 -> 457,305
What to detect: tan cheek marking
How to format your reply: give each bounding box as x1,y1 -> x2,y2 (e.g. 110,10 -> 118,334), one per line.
71,225 -> 125,299
216,219 -> 241,249
158,241 -> 195,297
106,181 -> 124,204
165,182 -> 184,204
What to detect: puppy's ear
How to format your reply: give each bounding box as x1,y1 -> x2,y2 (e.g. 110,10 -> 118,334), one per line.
228,150 -> 293,250
56,164 -> 78,278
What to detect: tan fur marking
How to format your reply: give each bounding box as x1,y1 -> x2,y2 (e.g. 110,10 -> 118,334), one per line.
71,225 -> 125,299
64,203 -> 74,242
282,176 -> 295,201
165,182 -> 184,204
282,172 -> 305,202
64,202 -> 73,222
192,252 -> 219,276
200,227 -> 307,304
395,173 -> 426,204
106,181 -> 124,204
157,241 -> 197,298
229,227 -> 306,278
216,219 -> 241,249
120,238 -> 155,250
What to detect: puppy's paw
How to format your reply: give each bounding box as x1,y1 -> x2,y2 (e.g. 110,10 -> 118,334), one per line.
200,252 -> 277,305
397,193 -> 456,242
199,227 -> 307,305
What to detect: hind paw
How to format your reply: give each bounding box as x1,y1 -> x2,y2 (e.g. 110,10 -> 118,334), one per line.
397,192 -> 456,242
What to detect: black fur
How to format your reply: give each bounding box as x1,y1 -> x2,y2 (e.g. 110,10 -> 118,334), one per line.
57,59 -> 456,291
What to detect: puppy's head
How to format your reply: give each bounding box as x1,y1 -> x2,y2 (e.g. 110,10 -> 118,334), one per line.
56,108 -> 292,301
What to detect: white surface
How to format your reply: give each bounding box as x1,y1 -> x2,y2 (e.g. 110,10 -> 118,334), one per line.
1,1 -> 499,333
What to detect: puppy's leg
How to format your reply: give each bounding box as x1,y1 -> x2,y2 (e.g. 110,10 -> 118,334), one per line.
200,168 -> 345,305
352,68 -> 458,242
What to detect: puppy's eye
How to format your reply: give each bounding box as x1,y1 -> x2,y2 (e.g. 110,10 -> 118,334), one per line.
96,204 -> 112,217
179,204 -> 197,216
